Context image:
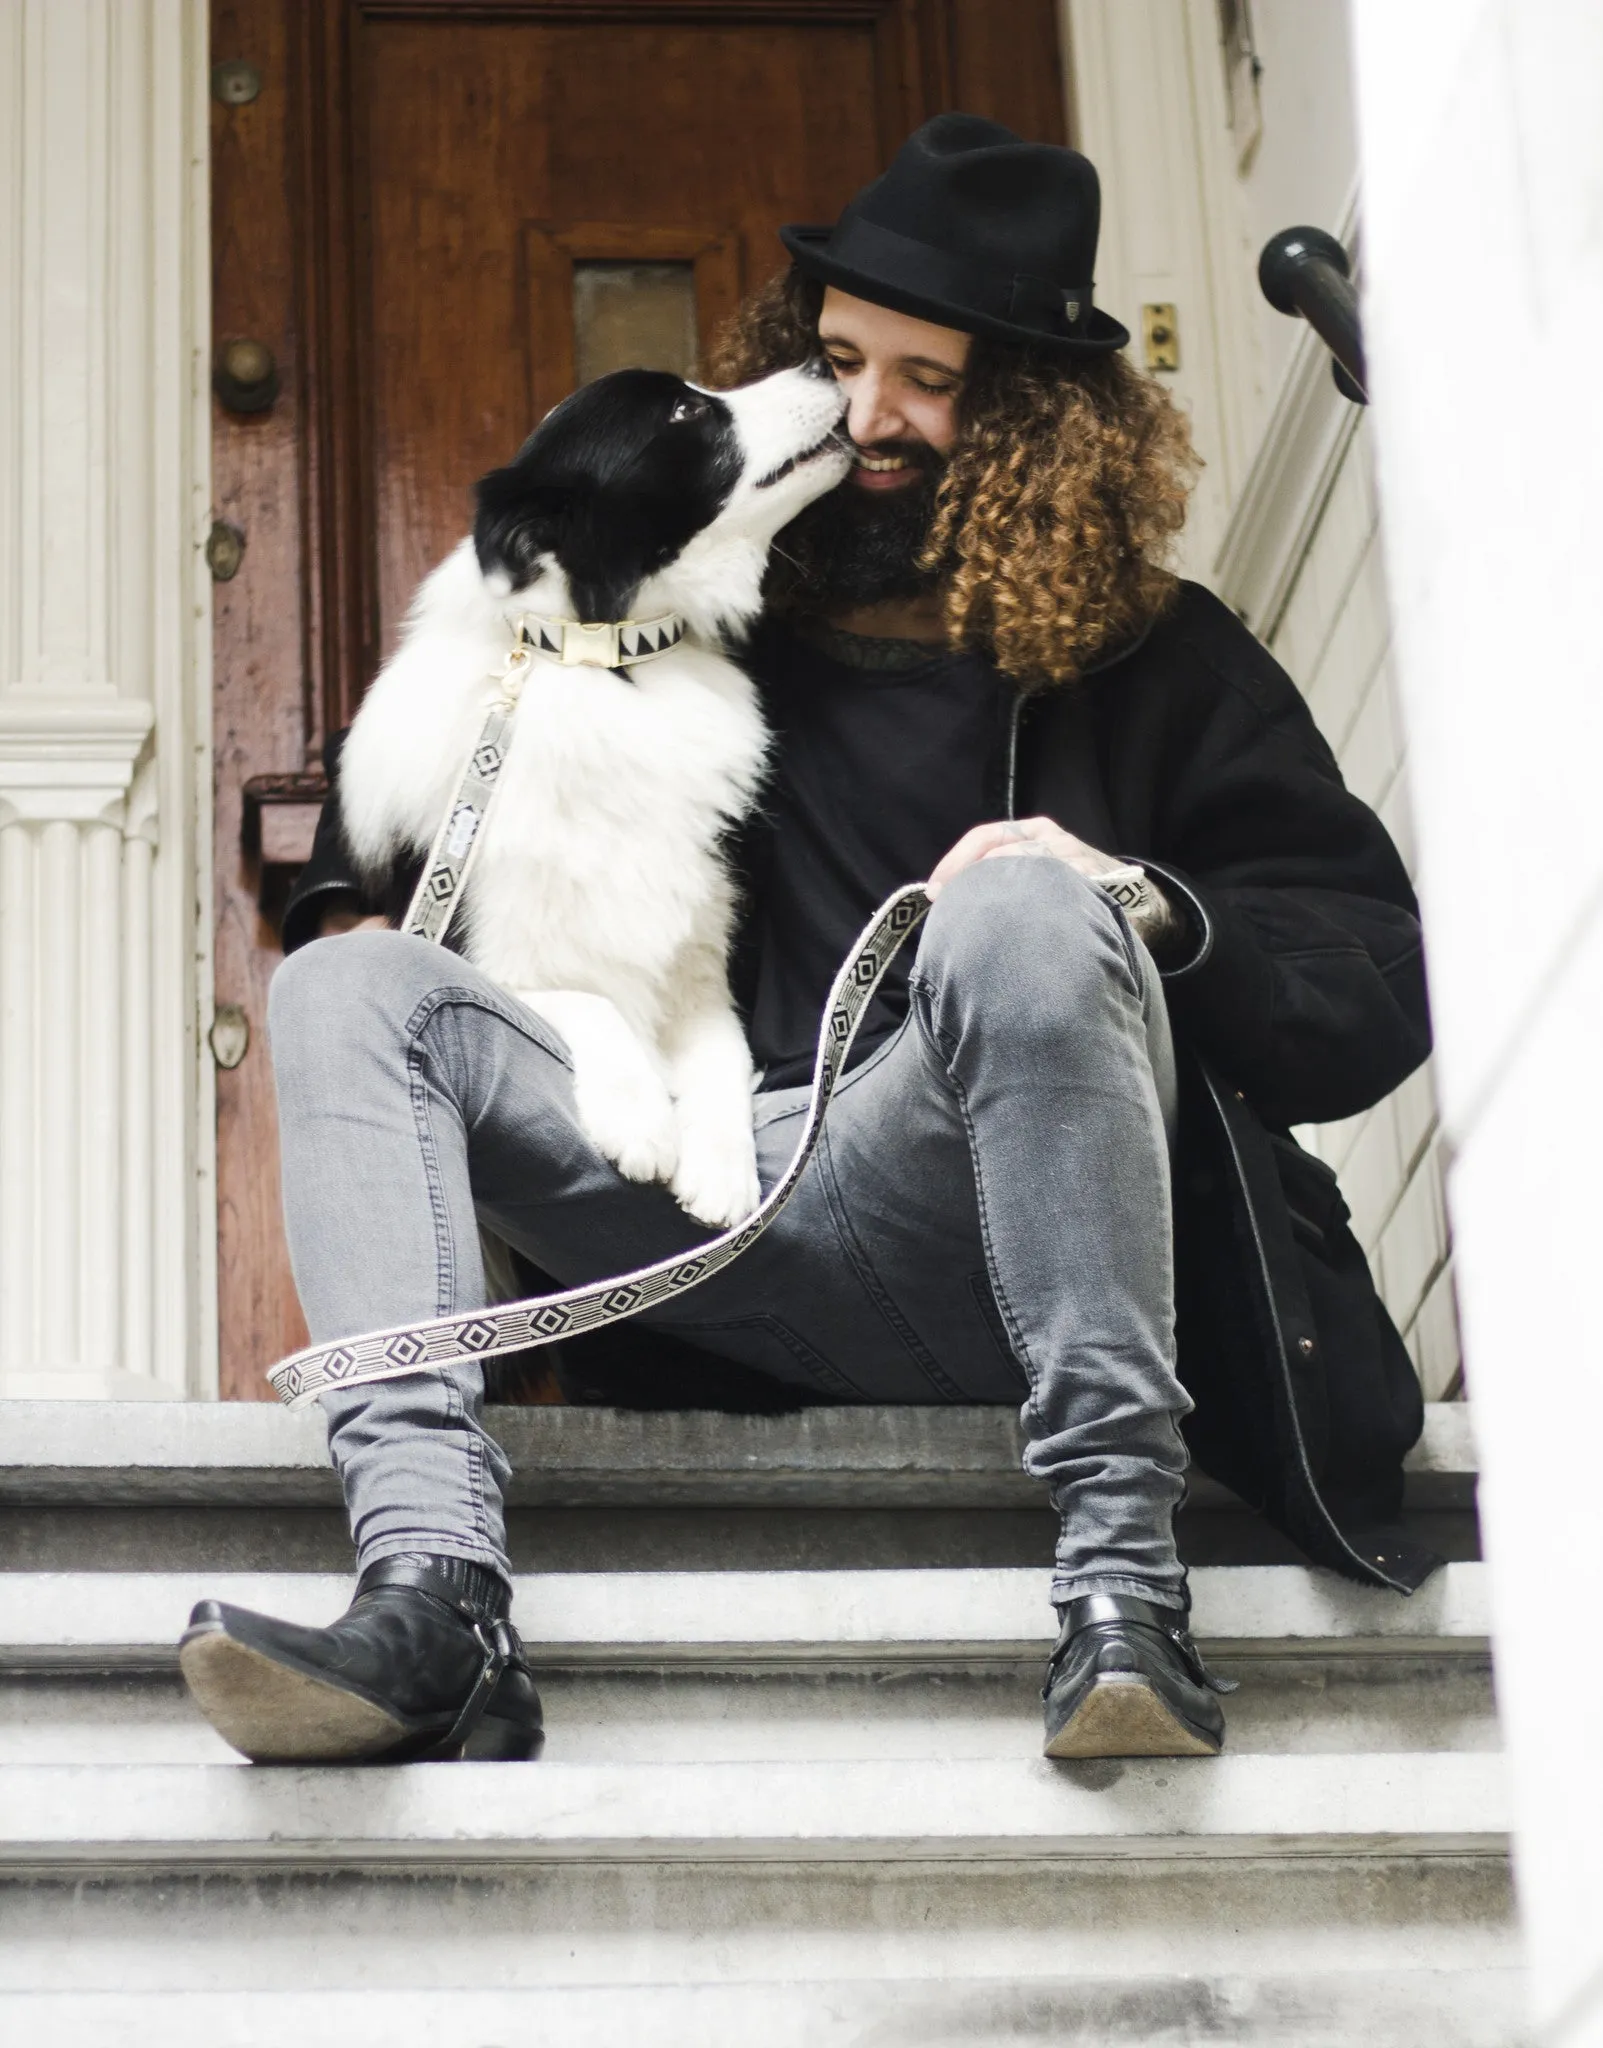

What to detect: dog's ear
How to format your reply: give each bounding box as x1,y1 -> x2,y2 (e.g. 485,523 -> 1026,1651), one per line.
473,463 -> 569,589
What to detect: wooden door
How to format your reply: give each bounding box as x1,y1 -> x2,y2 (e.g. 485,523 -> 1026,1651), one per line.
209,0 -> 1068,1398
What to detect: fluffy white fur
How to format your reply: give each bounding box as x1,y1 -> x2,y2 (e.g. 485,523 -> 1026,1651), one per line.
338,366 -> 850,1227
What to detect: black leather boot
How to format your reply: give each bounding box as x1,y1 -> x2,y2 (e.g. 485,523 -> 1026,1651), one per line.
1041,1592 -> 1235,1760
178,1553 -> 543,1765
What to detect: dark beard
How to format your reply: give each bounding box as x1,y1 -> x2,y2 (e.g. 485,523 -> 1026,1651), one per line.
764,444 -> 943,614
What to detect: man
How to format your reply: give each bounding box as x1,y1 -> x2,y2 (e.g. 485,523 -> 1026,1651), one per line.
180,116 -> 1433,1767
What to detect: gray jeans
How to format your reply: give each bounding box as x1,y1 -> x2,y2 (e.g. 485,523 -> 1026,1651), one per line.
269,857 -> 1190,1608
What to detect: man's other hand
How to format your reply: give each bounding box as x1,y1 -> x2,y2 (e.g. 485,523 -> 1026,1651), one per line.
929,816 -> 1135,894
927,817 -> 1182,958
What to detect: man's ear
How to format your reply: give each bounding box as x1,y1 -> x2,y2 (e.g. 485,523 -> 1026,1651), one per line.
473,464 -> 569,589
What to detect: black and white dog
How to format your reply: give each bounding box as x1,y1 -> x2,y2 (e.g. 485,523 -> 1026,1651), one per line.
337,364 -> 850,1228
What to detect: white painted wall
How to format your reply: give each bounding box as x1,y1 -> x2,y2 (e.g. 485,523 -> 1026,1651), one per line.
0,0 -> 215,1397
1352,3 -> 1603,2037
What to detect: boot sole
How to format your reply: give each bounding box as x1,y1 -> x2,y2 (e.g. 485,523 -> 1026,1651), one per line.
1042,1674 -> 1222,1759
180,1626 -> 411,1764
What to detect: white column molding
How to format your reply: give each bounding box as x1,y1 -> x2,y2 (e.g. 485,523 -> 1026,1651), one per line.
0,696 -> 155,825
0,0 -> 214,1401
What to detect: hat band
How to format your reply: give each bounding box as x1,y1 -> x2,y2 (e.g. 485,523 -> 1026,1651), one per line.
823,211 -> 1094,335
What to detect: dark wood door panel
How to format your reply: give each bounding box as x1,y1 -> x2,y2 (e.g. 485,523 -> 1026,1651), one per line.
211,0 -> 1066,1396
356,9 -> 894,684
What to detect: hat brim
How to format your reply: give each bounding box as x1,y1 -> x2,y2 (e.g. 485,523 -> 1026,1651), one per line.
780,224 -> 1130,357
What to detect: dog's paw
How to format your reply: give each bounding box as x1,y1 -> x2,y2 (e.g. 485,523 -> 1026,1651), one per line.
573,1061 -> 680,1186
670,1119 -> 761,1231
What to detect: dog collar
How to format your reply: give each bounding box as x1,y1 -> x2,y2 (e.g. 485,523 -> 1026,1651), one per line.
516,611 -> 686,669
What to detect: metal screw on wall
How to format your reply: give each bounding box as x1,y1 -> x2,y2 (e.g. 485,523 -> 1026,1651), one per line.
206,522 -> 246,583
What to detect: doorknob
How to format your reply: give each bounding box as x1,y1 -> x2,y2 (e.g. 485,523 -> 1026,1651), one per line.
214,339 -> 280,414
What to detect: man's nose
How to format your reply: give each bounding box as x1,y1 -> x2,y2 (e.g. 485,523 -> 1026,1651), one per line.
845,370 -> 906,450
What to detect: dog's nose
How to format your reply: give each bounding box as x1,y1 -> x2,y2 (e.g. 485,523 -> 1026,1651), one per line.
800,353 -> 836,382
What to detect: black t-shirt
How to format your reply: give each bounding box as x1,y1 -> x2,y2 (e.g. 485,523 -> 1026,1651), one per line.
733,618 -> 1015,1088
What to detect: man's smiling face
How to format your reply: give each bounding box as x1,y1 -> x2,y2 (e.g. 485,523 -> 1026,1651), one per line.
817,288 -> 971,489
766,287 -> 972,612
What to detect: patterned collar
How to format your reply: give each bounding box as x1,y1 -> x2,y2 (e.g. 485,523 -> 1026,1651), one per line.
516,611 -> 686,669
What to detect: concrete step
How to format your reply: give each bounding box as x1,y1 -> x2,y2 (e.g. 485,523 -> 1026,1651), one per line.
0,1752 -> 1510,1866
0,1561 -> 1492,1666
0,1399 -> 1478,1509
0,1753 -> 1517,2027
0,1404 -> 1509,2040
0,1971 -> 1531,2047
0,1850 -> 1521,2036
0,1564 -> 1498,1763
0,1399 -> 1482,1573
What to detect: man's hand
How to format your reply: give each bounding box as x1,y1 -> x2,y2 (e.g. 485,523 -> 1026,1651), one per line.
927,817 -> 1183,958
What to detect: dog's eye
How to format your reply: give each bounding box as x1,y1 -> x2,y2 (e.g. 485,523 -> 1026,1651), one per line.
670,397 -> 710,424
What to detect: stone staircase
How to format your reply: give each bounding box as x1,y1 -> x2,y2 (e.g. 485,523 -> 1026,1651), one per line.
0,1400 -> 1521,2044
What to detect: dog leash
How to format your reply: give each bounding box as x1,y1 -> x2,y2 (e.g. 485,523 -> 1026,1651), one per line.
267,637 -> 930,1407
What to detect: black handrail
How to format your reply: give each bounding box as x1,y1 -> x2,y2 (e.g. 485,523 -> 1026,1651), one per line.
1258,227 -> 1367,405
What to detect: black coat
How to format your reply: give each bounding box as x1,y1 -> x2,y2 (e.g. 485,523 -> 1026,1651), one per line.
285,581 -> 1439,1593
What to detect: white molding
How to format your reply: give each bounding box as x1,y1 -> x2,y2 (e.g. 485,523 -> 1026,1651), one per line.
0,1368 -> 181,1401
1212,191 -> 1364,638
0,1 -> 211,1400
0,695 -> 154,822
1061,0 -> 1237,581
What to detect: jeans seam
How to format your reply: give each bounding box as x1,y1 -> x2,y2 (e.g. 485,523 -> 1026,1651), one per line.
815,1117 -> 968,1402
909,973 -> 1046,1430
943,1059 -> 1047,1435
402,991 -> 511,1559
406,1039 -> 457,1324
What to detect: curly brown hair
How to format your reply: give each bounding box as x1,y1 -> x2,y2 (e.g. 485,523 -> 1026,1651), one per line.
702,268 -> 1199,688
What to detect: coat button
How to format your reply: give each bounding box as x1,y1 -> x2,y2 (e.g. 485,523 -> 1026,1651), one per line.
1298,1337 -> 1316,1355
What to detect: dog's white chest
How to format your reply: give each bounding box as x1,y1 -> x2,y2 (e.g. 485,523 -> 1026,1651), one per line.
468,656 -> 761,970
339,616 -> 767,1009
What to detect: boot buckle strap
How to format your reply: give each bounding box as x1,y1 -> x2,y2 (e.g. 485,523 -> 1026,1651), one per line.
437,1618 -> 520,1757
1052,1592 -> 1239,1698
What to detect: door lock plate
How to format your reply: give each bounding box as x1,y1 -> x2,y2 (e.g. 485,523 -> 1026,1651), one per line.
1142,303 -> 1180,372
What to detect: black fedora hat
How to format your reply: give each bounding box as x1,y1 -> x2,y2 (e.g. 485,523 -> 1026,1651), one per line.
781,113 -> 1129,356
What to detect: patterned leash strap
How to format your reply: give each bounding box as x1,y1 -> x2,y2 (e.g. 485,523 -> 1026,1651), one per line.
266,657 -> 931,1408
401,641 -> 530,944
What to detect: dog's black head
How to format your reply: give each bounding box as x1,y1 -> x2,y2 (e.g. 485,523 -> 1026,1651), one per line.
475,372 -> 738,623
473,364 -> 849,629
